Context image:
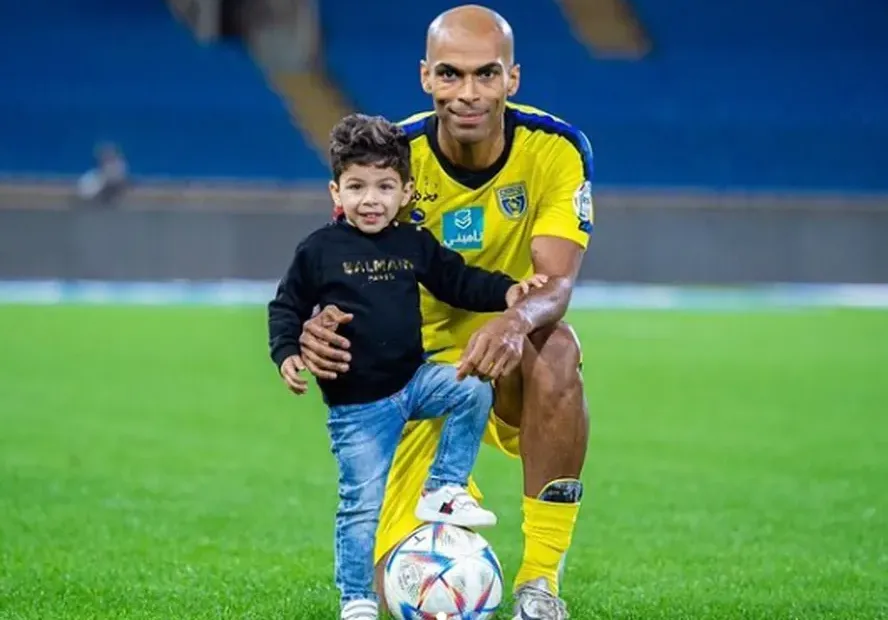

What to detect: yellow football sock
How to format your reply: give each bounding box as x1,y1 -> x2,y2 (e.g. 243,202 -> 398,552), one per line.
514,479 -> 582,595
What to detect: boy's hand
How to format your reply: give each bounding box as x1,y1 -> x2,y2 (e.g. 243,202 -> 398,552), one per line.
280,354 -> 309,395
506,274 -> 549,307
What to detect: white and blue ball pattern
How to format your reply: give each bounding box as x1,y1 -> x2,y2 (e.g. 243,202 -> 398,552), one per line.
383,523 -> 504,619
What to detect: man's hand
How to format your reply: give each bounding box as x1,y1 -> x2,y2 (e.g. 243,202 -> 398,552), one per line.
299,305 -> 354,380
280,354 -> 309,395
456,314 -> 529,381
457,235 -> 584,383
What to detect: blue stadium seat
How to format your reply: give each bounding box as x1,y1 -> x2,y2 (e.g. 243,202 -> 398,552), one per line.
0,0 -> 328,179
320,0 -> 888,191
4,0 -> 884,189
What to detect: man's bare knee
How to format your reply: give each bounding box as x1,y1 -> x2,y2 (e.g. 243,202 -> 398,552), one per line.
497,322 -> 582,427
525,322 -> 583,411
528,321 -> 582,372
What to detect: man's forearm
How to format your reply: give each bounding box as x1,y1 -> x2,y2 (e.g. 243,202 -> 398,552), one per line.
504,276 -> 573,334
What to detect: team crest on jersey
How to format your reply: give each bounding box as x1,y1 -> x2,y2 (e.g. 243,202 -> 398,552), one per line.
573,180 -> 593,233
442,206 -> 484,251
495,182 -> 528,220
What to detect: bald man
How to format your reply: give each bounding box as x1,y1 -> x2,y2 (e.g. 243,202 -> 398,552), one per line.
299,6 -> 593,619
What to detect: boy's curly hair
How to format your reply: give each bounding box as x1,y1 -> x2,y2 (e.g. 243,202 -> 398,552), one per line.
329,113 -> 411,183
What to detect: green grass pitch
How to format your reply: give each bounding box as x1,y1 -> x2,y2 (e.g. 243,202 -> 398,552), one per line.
1,306 -> 886,619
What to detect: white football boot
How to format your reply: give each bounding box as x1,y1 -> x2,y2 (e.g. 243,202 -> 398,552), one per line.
414,484 -> 497,528
512,578 -> 570,620
340,599 -> 378,620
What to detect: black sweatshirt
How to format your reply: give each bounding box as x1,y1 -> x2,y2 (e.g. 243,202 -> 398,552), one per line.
268,220 -> 516,406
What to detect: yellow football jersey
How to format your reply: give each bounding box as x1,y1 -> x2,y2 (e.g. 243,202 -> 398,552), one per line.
397,103 -> 594,360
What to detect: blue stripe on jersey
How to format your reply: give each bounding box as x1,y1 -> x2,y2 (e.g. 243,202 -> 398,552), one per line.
511,109 -> 594,181
400,117 -> 428,141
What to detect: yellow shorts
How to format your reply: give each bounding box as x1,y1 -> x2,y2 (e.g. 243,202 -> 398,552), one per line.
373,385 -> 521,564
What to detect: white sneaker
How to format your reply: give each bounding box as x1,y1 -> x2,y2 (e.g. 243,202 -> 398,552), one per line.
341,599 -> 378,620
415,484 -> 497,528
512,578 -> 570,619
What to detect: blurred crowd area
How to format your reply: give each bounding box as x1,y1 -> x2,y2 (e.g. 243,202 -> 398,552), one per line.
0,0 -> 887,206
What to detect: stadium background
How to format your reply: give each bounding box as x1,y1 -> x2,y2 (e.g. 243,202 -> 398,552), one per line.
1,1 -> 886,619
1,0 -> 887,288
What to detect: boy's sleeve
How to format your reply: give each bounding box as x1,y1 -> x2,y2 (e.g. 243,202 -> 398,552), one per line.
531,130 -> 594,249
414,227 -> 516,312
268,239 -> 318,369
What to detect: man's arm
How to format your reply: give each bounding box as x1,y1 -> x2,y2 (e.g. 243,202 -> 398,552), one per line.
456,237 -> 585,380
505,128 -> 592,333
503,235 -> 585,334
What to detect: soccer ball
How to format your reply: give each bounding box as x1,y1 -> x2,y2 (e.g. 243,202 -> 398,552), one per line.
383,523 -> 503,619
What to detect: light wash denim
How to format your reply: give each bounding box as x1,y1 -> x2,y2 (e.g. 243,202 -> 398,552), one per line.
326,363 -> 493,605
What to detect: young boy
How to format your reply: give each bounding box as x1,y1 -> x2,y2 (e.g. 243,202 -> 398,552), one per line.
267,113 -> 545,620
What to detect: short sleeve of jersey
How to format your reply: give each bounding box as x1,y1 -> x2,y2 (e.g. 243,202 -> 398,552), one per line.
531,132 -> 594,250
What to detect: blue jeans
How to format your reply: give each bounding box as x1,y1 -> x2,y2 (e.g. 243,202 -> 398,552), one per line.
326,363 -> 493,605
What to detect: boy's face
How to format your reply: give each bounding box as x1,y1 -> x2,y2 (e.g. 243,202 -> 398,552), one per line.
330,164 -> 414,234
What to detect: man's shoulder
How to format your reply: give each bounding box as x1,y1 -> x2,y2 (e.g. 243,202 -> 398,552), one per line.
507,103 -> 593,177
397,111 -> 435,141
510,103 -> 590,144
508,103 -> 575,130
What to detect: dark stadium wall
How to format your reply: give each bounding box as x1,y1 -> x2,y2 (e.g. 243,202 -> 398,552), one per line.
2,196 -> 887,284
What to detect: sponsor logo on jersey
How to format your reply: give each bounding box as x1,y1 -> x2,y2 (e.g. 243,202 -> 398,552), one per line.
412,190 -> 439,203
442,206 -> 484,250
573,180 -> 593,233
413,176 -> 440,203
495,182 -> 528,220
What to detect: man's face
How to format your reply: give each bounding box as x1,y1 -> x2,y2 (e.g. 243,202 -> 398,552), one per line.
422,31 -> 519,145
